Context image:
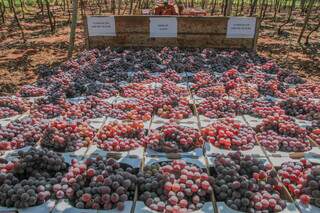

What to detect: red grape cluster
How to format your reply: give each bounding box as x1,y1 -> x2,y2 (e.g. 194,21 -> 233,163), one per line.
63,96 -> 111,119
156,98 -> 192,120
159,70 -> 182,82
257,130 -> 311,152
0,97 -> 29,119
195,84 -> 226,98
308,121 -> 320,145
201,118 -> 256,150
158,80 -> 189,97
121,83 -> 154,98
286,83 -> 320,99
57,156 -> 137,210
228,84 -> 259,101
0,118 -> 45,150
278,160 -> 312,200
257,79 -> 286,97
42,120 -> 94,152
279,98 -> 320,120
95,121 -> 145,151
213,152 -> 286,212
138,160 -> 214,212
18,85 -> 47,97
197,97 -> 247,118
190,71 -> 217,92
251,106 -> 285,118
142,124 -> 203,153
256,115 -> 307,138
261,61 -> 280,74
300,165 -> 320,207
110,100 -> 153,121
0,148 -> 68,208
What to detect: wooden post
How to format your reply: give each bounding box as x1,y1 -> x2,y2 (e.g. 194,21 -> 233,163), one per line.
225,0 -> 233,16
68,0 -> 78,59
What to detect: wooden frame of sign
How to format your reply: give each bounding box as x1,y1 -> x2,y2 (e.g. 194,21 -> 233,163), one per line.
84,16 -> 260,51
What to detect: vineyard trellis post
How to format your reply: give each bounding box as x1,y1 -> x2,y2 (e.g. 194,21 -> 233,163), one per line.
68,0 -> 79,59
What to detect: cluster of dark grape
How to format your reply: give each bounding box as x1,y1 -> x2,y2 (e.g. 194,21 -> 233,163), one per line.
142,124 -> 203,153
201,118 -> 256,150
42,120 -> 94,152
0,118 -> 46,150
277,70 -> 305,84
57,156 -> 137,210
94,121 -> 145,152
138,160 -> 214,212
0,97 -> 29,119
0,148 -> 68,208
213,152 -> 286,212
257,130 -> 311,152
279,97 -> 320,120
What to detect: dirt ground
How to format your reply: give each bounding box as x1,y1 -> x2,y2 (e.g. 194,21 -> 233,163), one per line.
0,9 -> 319,95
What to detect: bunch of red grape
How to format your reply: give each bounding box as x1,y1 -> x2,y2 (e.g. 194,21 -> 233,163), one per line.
257,130 -> 311,152
197,97 -> 245,118
190,71 -> 217,91
156,98 -> 192,120
63,96 -> 111,119
201,118 -> 256,150
278,160 -> 312,200
158,80 -> 189,97
95,121 -> 145,151
278,160 -> 320,207
159,70 -> 182,83
18,85 -> 47,97
56,156 -> 137,210
251,106 -> 285,118
213,152 -> 286,212
261,61 -> 280,75
228,84 -> 259,101
256,115 -> 307,138
195,84 -> 226,98
142,124 -> 203,153
0,148 -> 68,208
138,160 -> 214,212
121,83 -> 154,98
0,118 -> 46,150
0,97 -> 29,119
308,120 -> 320,145
110,100 -> 153,121
279,98 -> 320,120
286,83 -> 320,99
42,120 -> 94,152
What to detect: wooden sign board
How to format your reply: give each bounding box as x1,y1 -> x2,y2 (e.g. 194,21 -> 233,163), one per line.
84,16 -> 260,50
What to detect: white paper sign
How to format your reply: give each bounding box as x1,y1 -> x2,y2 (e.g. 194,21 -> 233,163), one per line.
226,17 -> 256,38
150,17 -> 177,38
87,16 -> 116,37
